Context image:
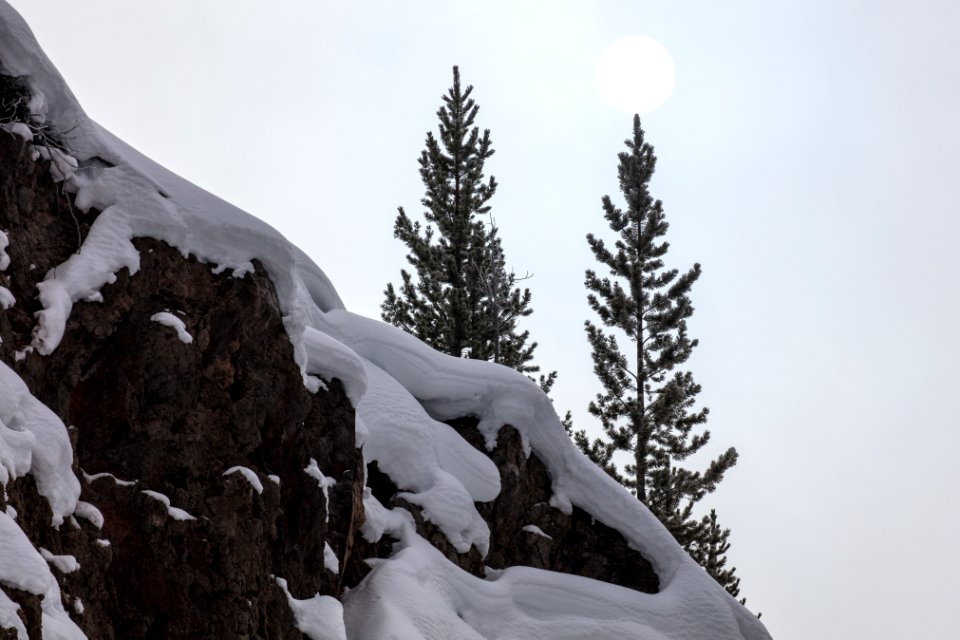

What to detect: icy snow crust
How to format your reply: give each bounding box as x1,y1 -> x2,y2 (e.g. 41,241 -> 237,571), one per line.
0,3 -> 769,639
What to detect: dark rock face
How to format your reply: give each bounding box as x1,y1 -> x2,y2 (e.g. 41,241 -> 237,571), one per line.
0,129 -> 363,638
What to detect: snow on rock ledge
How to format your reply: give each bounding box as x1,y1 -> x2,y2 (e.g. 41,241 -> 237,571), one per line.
141,490 -> 196,521
320,310 -> 770,640
0,361 -> 80,526
0,1 -> 344,379
275,577 -> 346,640
0,512 -> 86,639
358,359 -> 499,556
150,311 -> 193,344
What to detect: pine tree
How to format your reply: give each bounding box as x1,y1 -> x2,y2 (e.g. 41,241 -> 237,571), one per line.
581,114 -> 739,564
382,67 -> 542,377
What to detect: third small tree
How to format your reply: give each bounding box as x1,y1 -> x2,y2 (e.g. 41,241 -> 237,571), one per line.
581,114 -> 740,586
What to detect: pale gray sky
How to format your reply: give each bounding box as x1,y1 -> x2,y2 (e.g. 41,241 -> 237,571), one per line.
8,1 -> 960,638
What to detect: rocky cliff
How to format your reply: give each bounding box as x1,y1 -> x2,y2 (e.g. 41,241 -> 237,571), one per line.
0,122 -> 657,636
0,4 -> 771,639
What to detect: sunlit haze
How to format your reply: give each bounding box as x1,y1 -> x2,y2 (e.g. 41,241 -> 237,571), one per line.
598,36 -> 676,114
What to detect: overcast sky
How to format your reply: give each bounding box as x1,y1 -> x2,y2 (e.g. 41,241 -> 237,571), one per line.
8,1 -> 960,638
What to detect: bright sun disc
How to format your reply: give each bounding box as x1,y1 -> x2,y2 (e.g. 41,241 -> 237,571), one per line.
598,36 -> 676,114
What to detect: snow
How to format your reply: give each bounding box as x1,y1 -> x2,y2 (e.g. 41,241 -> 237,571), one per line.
35,145 -> 78,182
317,312 -> 662,553
150,311 -> 193,344
39,548 -> 79,574
275,577 -> 347,640
0,362 -> 80,525
0,3 -> 770,638
223,465 -> 264,494
298,325 -> 367,406
360,487 -> 412,545
73,500 -> 104,529
0,287 -> 14,309
211,262 -> 254,278
0,588 -> 27,639
357,359 -> 499,555
0,512 -> 86,639
0,511 -> 50,593
304,458 -> 336,524
141,490 -> 196,521
345,511 -> 760,640
82,470 -> 136,486
522,524 -> 553,540
323,542 -> 339,574
32,207 -> 139,355
320,310 -> 769,638
0,229 -> 10,270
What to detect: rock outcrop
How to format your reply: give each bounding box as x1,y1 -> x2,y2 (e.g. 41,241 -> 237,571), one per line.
1,71 -> 661,639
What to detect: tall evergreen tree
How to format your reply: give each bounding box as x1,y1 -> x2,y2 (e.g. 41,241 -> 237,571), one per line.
382,67 -> 541,377
580,114 -> 739,561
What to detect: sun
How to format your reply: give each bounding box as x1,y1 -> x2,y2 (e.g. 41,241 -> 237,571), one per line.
597,36 -> 676,114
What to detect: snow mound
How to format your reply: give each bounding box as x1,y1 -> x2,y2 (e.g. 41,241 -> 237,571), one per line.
358,359 -> 499,555
150,311 -> 193,344
141,490 -> 196,522
275,577 -> 347,640
0,512 -> 86,639
0,2 -> 769,639
224,465 -> 265,495
0,362 -> 80,526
